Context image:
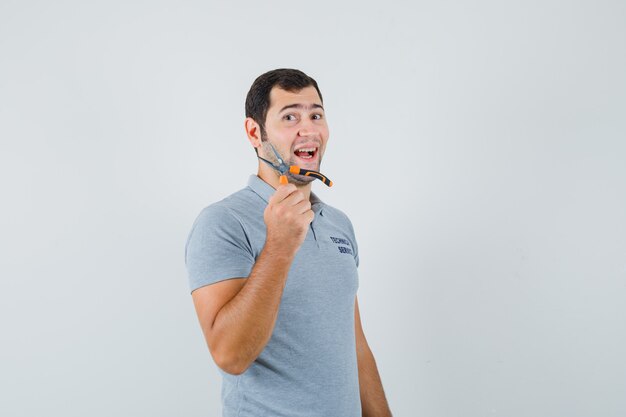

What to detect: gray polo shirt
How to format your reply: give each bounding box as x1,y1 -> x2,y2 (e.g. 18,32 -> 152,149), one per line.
185,175 -> 361,417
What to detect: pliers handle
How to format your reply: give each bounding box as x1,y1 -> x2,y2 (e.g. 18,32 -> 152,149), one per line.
289,166 -> 333,187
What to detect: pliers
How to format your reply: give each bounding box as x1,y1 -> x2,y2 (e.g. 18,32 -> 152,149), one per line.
257,143 -> 333,187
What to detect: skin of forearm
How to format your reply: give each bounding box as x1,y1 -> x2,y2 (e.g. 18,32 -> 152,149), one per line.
210,240 -> 295,374
358,346 -> 393,417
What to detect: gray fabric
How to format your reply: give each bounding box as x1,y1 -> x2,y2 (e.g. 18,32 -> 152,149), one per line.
185,175 -> 361,417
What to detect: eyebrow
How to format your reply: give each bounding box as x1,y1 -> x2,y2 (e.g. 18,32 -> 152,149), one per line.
278,103 -> 324,113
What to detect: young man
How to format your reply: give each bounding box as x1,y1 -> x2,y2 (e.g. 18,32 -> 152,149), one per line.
185,69 -> 392,416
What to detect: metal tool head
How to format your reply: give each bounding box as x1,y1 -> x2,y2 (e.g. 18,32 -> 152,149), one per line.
256,142 -> 290,175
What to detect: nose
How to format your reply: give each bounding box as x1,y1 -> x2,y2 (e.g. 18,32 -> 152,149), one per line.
297,116 -> 318,137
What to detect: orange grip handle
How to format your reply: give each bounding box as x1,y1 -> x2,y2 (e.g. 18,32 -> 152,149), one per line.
279,175 -> 288,185
288,165 -> 333,187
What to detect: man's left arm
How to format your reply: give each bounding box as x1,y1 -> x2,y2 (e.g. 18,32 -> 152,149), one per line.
355,296 -> 393,417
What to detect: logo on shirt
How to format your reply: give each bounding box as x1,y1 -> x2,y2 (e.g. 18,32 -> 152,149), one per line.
330,236 -> 353,255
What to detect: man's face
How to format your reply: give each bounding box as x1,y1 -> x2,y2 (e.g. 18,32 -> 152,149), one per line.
260,86 -> 329,184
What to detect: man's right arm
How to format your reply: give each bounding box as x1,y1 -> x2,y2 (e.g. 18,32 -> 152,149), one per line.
191,183 -> 313,375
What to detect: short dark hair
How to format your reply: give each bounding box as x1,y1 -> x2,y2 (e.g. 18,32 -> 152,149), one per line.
245,68 -> 323,138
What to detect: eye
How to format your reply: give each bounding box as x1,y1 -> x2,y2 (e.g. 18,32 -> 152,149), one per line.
312,113 -> 323,120
284,114 -> 297,121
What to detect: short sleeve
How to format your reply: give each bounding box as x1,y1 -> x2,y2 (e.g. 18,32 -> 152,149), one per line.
184,204 -> 255,292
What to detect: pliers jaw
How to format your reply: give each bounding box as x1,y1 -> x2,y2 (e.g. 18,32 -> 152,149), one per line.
257,154 -> 288,176
268,143 -> 291,175
256,143 -> 290,176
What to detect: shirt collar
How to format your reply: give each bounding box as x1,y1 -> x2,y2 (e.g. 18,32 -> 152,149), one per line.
247,175 -> 325,216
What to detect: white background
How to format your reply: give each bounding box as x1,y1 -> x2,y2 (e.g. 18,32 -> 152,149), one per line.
1,1 -> 625,416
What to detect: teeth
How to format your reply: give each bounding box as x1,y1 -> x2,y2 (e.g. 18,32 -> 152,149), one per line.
295,147 -> 317,152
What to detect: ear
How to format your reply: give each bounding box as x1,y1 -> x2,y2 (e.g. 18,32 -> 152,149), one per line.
244,117 -> 262,149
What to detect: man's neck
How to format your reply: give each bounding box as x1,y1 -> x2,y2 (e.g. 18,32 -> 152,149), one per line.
257,166 -> 312,201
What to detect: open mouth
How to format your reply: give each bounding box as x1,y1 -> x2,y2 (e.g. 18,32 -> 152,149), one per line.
293,146 -> 318,161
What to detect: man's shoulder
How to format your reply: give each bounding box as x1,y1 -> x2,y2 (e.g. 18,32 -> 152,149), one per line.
318,201 -> 357,234
206,183 -> 264,212
191,185 -> 264,230
320,201 -> 352,222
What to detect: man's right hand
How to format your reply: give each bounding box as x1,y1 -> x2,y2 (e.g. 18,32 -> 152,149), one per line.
194,182 -> 314,375
263,183 -> 314,255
